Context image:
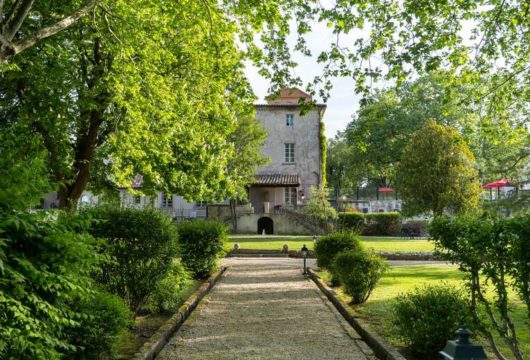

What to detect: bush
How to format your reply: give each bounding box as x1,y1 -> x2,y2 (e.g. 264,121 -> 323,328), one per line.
67,290 -> 132,360
430,214 -> 530,359
314,232 -> 363,269
338,212 -> 364,232
362,212 -> 401,236
393,285 -> 473,358
143,262 -> 192,313
177,220 -> 227,279
0,211 -> 104,358
332,249 -> 387,304
82,206 -> 179,313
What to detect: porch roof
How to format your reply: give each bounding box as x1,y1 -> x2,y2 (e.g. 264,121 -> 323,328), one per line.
252,174 -> 300,187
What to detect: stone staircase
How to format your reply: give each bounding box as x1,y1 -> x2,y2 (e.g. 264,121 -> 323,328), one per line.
280,207 -> 327,234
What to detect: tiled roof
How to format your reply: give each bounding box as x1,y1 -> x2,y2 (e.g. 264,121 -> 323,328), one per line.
252,174 -> 300,186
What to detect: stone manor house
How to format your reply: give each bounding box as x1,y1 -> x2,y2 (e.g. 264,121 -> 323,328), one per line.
42,88 -> 325,234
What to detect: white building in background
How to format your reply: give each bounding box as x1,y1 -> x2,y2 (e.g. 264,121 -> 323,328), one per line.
117,174 -> 208,220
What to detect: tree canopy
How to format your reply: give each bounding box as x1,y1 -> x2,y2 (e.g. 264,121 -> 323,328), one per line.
342,73 -> 529,189
395,120 -> 481,216
0,0 -> 277,210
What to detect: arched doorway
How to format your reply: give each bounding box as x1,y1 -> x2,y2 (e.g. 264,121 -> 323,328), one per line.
257,217 -> 274,234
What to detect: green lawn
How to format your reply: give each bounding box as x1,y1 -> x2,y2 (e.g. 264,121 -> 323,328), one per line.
319,265 -> 529,359
227,235 -> 435,253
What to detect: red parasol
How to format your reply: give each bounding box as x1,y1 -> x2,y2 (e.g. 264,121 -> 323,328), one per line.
378,187 -> 394,193
483,179 -> 512,189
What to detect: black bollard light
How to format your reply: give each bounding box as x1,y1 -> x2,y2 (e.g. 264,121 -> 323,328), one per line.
301,244 -> 309,275
440,328 -> 488,360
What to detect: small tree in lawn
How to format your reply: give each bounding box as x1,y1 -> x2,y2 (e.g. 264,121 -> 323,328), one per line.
395,119 -> 481,217
306,186 -> 337,233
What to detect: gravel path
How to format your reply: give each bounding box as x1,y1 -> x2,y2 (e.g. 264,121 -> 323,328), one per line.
157,258 -> 375,360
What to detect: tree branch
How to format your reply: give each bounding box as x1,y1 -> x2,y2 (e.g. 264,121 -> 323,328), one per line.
0,0 -> 99,63
3,0 -> 34,40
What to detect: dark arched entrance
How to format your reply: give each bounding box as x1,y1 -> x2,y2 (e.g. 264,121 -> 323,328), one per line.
257,217 -> 274,235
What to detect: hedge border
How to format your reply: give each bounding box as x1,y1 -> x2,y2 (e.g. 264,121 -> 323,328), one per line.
307,268 -> 406,360
132,267 -> 227,360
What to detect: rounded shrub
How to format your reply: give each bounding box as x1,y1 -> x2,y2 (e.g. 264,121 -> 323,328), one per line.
314,232 -> 362,270
82,206 -> 179,314
393,284 -> 474,358
332,249 -> 387,304
177,220 -> 227,279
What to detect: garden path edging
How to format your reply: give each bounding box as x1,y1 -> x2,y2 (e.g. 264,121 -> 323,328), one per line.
307,268 -> 407,360
132,267 -> 227,360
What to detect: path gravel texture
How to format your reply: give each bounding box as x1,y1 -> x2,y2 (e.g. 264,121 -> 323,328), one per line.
157,258 -> 375,360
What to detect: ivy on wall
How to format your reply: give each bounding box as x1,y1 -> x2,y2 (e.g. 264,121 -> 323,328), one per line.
320,115 -> 327,187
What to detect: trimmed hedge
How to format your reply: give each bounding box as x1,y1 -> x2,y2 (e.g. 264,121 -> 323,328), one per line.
332,249 -> 387,304
82,206 -> 179,314
337,212 -> 364,232
338,212 -> 402,236
177,220 -> 227,279
314,232 -> 363,285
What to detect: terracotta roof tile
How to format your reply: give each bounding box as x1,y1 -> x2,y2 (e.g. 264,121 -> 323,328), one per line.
252,174 -> 300,186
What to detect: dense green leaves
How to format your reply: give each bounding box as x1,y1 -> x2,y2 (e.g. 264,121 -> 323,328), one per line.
332,249 -> 387,304
393,285 -> 473,358
177,220 -> 227,279
82,206 -> 179,314
430,214 -> 530,360
395,120 -> 481,216
0,211 -> 127,359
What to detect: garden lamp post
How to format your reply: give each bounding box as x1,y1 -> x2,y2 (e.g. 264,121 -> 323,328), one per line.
301,244 -> 309,275
440,329 -> 488,360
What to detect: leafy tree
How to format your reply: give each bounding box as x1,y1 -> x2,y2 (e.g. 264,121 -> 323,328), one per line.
395,120 -> 481,216
0,1 -> 99,63
306,186 -> 337,233
343,73 -> 529,187
431,215 -> 530,360
0,1 -> 277,210
326,133 -> 364,202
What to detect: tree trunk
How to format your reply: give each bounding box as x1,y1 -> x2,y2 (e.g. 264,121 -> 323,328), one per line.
56,36 -> 107,211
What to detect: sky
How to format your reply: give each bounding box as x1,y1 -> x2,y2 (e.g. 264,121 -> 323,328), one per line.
243,21 -> 364,139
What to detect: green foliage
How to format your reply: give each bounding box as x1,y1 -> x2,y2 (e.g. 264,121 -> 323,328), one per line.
82,206 -> 179,314
143,262 -> 192,314
326,133 -> 364,202
0,210 -> 109,359
320,119 -> 327,187
362,212 -> 402,236
337,212 -> 364,232
314,232 -> 363,286
0,124 -> 52,211
393,285 -> 473,358
306,186 -> 337,222
0,0 -> 275,209
430,215 -> 530,359
67,290 -> 132,360
332,249 -> 387,304
177,220 -> 227,280
396,120 -> 481,216
337,212 -> 402,236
